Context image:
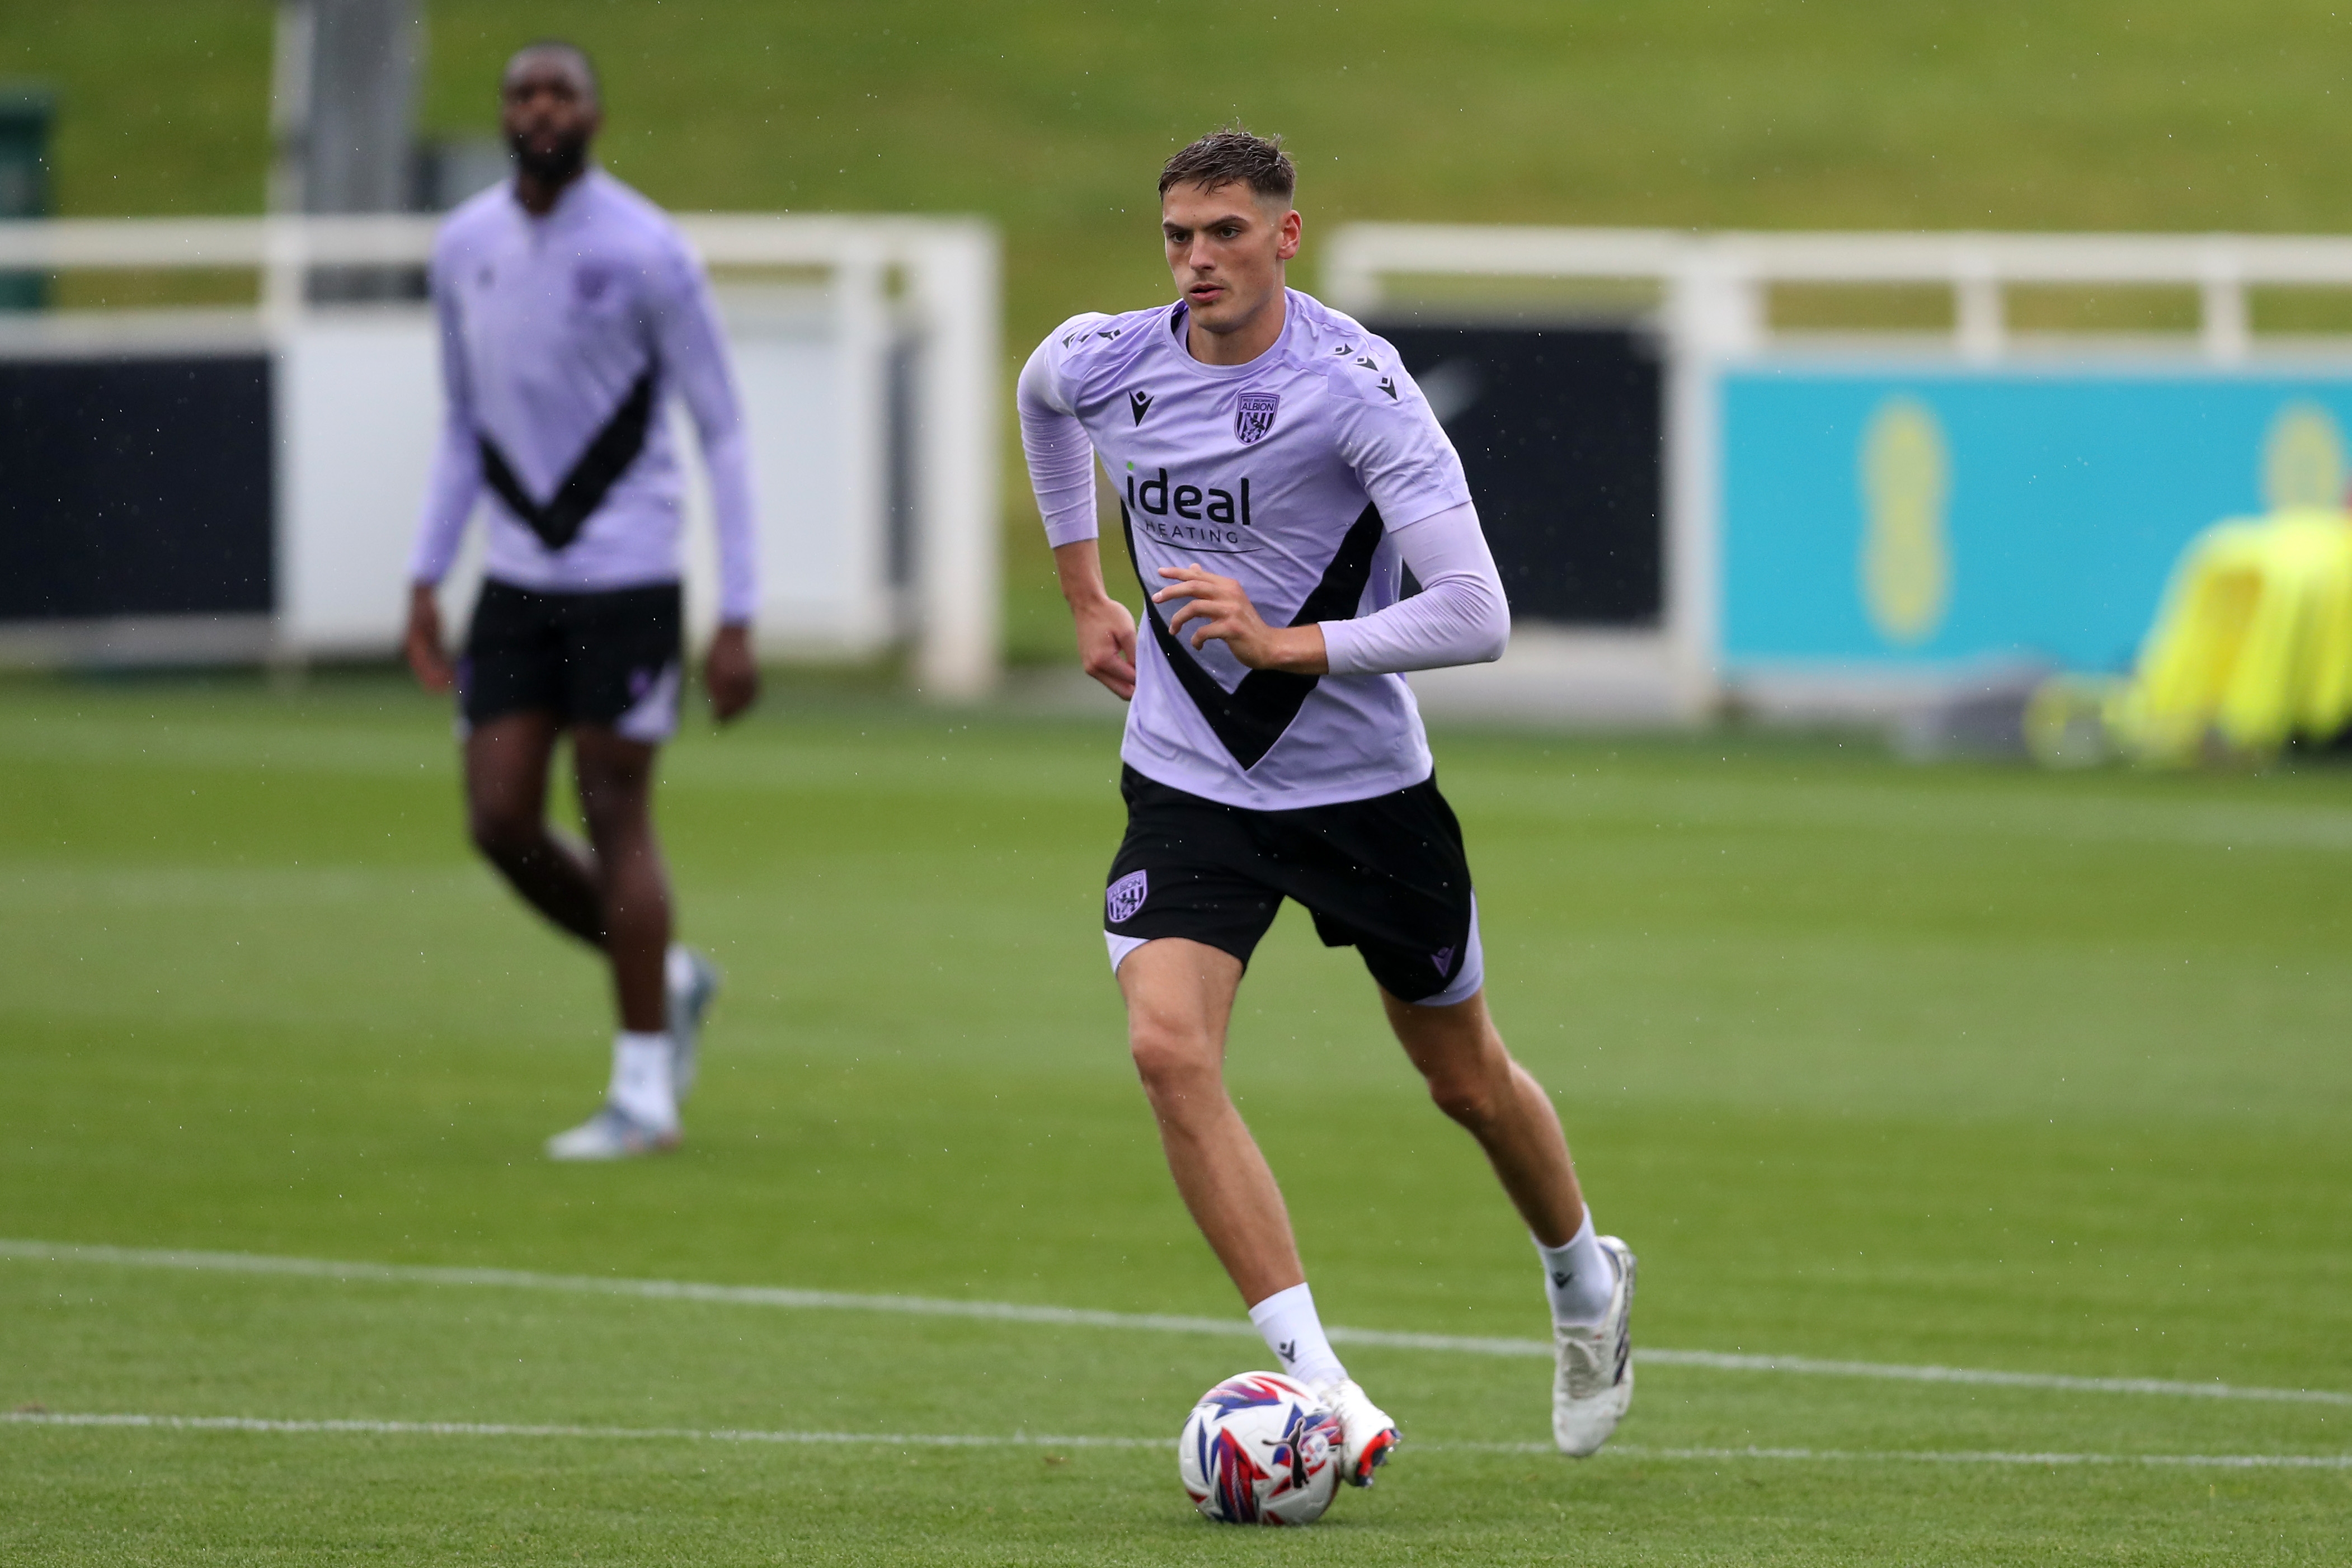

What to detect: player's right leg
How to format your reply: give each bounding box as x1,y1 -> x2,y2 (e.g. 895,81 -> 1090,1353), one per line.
1103,765 -> 1400,1485
459,581 -> 604,944
1116,937 -> 1299,1305
464,712 -> 603,944
1115,937 -> 1399,1486
457,579 -> 693,1159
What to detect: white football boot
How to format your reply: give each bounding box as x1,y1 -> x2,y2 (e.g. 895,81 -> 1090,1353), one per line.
665,945 -> 722,1104
1553,1235 -> 1637,1456
1308,1376 -> 1400,1487
544,1104 -> 680,1161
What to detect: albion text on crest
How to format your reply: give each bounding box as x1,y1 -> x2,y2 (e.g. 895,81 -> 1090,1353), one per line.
1106,870 -> 1149,925
1234,392 -> 1280,445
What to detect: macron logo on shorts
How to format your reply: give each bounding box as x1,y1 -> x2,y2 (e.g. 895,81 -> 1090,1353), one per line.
1431,945 -> 1455,975
1107,870 -> 1149,926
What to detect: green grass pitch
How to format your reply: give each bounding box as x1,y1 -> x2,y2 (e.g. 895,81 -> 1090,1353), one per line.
4,674 -> 2350,1563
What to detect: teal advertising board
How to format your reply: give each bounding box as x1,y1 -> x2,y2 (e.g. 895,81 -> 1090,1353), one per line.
1719,366 -> 2352,673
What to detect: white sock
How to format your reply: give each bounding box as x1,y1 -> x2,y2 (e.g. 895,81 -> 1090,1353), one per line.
1247,1282 -> 1347,1387
608,1032 -> 678,1131
1536,1214 -> 1616,1326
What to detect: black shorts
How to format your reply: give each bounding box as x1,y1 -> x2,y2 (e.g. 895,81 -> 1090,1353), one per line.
459,578 -> 684,741
1103,766 -> 1480,1004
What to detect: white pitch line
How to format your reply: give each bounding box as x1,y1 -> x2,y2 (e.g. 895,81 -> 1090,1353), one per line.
0,1410 -> 1162,1449
7,1237 -> 2348,1410
6,1411 -> 2346,1471
1455,1438 -> 2352,1470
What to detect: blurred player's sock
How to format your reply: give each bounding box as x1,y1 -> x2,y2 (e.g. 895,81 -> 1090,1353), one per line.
1248,1282 -> 1347,1386
1536,1214 -> 1616,1325
665,944 -> 721,1104
609,1030 -> 679,1132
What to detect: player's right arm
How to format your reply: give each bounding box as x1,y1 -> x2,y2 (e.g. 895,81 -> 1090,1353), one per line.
403,235 -> 483,693
1020,326 -> 1137,700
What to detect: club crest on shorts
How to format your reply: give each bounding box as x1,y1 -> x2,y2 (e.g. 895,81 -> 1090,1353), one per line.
1107,870 -> 1149,925
1234,392 -> 1280,445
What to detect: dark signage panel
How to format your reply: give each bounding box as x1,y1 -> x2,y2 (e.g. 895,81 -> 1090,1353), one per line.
0,356 -> 274,621
1376,324 -> 1663,625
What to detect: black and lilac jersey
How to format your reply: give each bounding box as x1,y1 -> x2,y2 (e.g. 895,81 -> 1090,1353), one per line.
408,171 -> 758,621
1019,289 -> 1475,809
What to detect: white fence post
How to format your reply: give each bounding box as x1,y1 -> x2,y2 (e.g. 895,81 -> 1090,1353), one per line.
1955,248 -> 2004,362
2199,242 -> 2251,362
908,222 -> 1001,700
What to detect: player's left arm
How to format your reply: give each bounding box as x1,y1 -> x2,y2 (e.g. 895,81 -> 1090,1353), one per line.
651,239 -> 760,723
1316,501 -> 1508,674
1154,503 -> 1508,675
1311,338 -> 1506,674
1154,566 -> 1329,672
1159,336 -> 1500,675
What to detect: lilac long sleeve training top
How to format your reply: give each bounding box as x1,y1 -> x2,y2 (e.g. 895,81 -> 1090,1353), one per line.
407,170 -> 759,623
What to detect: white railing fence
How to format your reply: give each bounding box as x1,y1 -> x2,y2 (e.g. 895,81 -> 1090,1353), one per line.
0,214 -> 1000,698
1325,225 -> 2352,363
1324,225 -> 2352,720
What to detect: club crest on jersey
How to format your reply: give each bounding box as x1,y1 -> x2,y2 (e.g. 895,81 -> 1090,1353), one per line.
1234,392 -> 1280,445
1107,870 -> 1149,925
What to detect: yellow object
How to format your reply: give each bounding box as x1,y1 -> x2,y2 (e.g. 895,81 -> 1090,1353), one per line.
1858,397 -> 1951,647
2262,403 -> 2348,512
2107,508 -> 2352,761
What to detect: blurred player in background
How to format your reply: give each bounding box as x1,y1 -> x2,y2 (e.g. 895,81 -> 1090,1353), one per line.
1018,130 -> 1637,1474
403,41 -> 759,1160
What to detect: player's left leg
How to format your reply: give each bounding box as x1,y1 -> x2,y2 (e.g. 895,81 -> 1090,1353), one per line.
540,586 -> 718,1160
539,724 -> 680,1157
1382,983 -> 1636,1457
570,727 -> 670,1035
1284,769 -> 1636,1456
1381,986 -> 1584,1240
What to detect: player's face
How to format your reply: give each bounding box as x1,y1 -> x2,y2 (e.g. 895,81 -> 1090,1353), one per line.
1161,182 -> 1302,337
500,54 -> 601,180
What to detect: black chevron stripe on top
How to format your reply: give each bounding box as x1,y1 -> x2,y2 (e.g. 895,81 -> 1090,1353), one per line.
477,369 -> 658,552
1121,501 -> 1388,770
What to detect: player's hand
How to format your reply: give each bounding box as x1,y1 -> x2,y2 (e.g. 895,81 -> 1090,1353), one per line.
1154,564 -> 1328,674
1072,592 -> 1139,701
403,583 -> 455,693
705,623 -> 760,724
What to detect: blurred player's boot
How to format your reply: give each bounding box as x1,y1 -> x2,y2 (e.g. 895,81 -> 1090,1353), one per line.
1552,1235 -> 1636,1456
665,944 -> 722,1103
547,1030 -> 680,1160
544,1103 -> 679,1160
1309,1376 -> 1400,1487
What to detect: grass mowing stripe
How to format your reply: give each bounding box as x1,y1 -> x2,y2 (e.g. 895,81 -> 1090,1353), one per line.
14,1237 -> 2349,1410
8,1412 -> 2346,1471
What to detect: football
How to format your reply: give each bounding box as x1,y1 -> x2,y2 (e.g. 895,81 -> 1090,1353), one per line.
1177,1371 -> 1345,1525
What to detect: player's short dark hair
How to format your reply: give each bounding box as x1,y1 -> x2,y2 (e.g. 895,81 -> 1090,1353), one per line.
504,39 -> 600,101
1158,129 -> 1296,206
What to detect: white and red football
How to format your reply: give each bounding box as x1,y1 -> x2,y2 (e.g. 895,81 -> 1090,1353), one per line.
1177,1371 -> 1344,1525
